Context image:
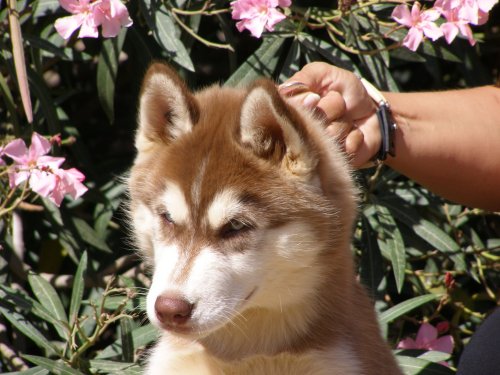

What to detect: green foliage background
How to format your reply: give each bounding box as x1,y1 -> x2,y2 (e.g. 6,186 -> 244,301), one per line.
0,0 -> 499,374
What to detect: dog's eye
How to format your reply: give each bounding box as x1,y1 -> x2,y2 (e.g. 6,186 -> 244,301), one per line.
220,219 -> 251,238
160,211 -> 174,225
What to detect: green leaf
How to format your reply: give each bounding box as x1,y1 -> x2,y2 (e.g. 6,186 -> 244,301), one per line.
226,36 -> 285,87
421,43 -> 461,63
8,365 -> 50,375
120,317 -> 134,362
97,324 -> 158,359
32,0 -> 60,18
27,66 -> 61,134
71,217 -> 112,253
379,294 -> 439,325
278,39 -> 301,84
396,355 -> 455,374
153,6 -> 194,71
0,285 -> 68,338
97,29 -> 127,123
69,252 -> 87,327
384,200 -> 461,255
417,351 -> 452,363
359,217 -> 384,299
22,355 -> 85,375
0,307 -> 58,356
28,273 -> 68,335
373,204 -> 406,293
0,70 -> 20,133
89,360 -> 136,372
25,34 -> 71,60
298,34 -> 357,73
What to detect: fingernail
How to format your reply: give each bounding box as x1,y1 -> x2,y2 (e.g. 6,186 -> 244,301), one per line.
278,81 -> 310,96
303,93 -> 321,108
278,81 -> 307,89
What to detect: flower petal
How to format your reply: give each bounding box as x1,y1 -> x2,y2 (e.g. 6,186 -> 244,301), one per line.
29,170 -> 57,198
55,14 -> 85,40
29,133 -> 52,160
441,22 -> 459,43
3,138 -> 28,164
422,21 -> 444,40
430,335 -> 454,354
416,323 -> 438,348
397,337 -> 418,349
392,4 -> 414,27
403,27 -> 424,51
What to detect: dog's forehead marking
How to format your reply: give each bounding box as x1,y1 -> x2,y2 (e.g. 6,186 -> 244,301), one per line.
162,181 -> 190,224
206,189 -> 243,230
191,157 -> 208,210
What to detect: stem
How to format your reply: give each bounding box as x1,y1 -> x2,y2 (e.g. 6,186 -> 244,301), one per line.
169,10 -> 235,51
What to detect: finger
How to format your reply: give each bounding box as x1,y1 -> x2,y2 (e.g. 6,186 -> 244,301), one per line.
278,81 -> 311,97
349,116 -> 381,169
326,121 -> 354,143
345,128 -> 364,155
283,91 -> 321,110
316,90 -> 346,121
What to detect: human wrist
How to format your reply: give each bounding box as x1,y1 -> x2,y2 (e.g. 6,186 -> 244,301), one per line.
357,78 -> 397,162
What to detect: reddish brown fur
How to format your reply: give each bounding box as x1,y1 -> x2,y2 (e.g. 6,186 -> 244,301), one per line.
129,62 -> 402,374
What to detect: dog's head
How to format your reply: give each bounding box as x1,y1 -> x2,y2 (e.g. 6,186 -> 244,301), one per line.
128,63 -> 357,338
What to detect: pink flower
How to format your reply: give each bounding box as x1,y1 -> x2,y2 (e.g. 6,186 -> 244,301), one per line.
433,0 -> 497,45
0,146 -> 5,166
231,0 -> 291,38
3,133 -> 60,188
2,132 -> 88,207
93,0 -> 133,38
440,8 -> 476,45
49,168 -> 88,206
55,0 -> 132,40
55,0 -> 99,39
398,323 -> 454,354
392,2 -> 443,51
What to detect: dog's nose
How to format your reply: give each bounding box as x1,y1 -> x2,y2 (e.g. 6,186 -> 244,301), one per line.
155,294 -> 194,325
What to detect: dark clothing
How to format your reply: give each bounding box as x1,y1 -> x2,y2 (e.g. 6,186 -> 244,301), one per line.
457,308 -> 500,375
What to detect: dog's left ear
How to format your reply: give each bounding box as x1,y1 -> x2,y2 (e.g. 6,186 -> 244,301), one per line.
240,79 -> 318,181
136,63 -> 199,155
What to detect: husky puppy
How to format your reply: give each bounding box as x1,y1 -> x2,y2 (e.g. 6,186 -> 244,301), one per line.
128,62 -> 402,375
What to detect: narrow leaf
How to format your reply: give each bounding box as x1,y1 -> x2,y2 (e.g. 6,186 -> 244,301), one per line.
154,6 -> 194,71
359,217 -> 384,298
120,317 -> 134,362
22,355 -> 85,375
13,365 -> 49,375
226,36 -> 285,87
97,29 -> 127,123
27,67 -> 61,134
379,294 -> 439,325
373,204 -> 406,293
71,217 -> 112,253
384,199 -> 461,254
0,70 -> 21,132
0,307 -> 58,356
298,34 -> 357,73
32,0 -> 60,18
69,252 -> 87,326
97,324 -> 158,359
396,355 -> 455,374
89,360 -> 136,372
28,273 -> 68,329
0,284 -> 68,338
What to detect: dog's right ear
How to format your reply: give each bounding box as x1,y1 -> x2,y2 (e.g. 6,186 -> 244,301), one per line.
136,63 -> 199,155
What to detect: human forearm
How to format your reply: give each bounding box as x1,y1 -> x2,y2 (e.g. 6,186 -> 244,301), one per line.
383,87 -> 500,211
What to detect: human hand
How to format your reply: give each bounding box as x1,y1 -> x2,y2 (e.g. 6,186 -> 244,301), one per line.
279,62 -> 381,168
